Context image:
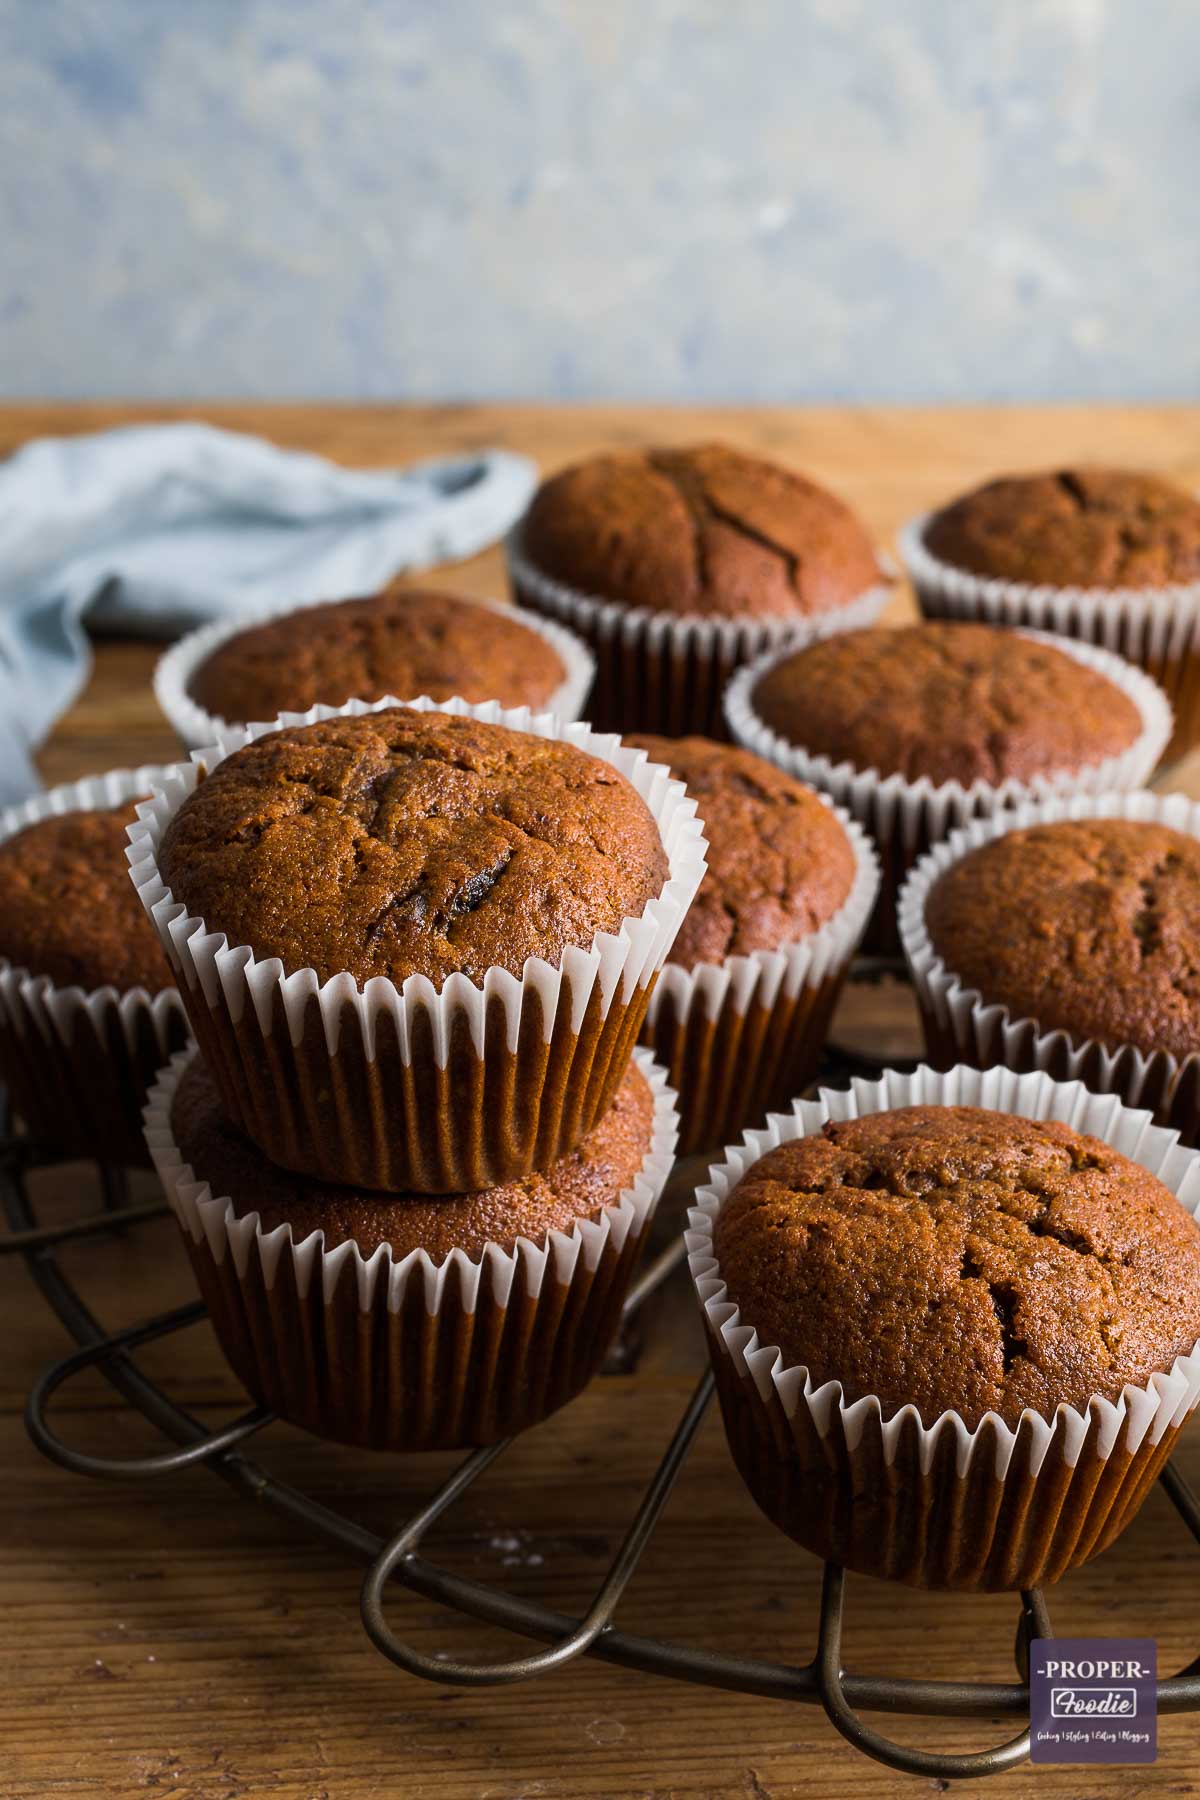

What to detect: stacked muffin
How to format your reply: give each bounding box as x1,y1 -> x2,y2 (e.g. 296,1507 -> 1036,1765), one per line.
133,697 -> 703,1450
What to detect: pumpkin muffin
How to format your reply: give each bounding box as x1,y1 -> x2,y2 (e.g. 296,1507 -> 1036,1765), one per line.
172,1049 -> 656,1259
924,818 -> 1200,1064
522,444 -> 881,620
185,588 -> 574,727
923,468 -> 1200,590
155,1048 -> 675,1451
0,786 -> 186,1165
715,1105 -> 1200,1428
158,708 -> 669,988
903,468 -> 1200,763
729,622 -> 1164,951
0,804 -> 173,995
509,443 -> 886,735
626,735 -> 873,1151
692,1085 -> 1200,1589
749,622 -> 1143,788
132,702 -> 703,1192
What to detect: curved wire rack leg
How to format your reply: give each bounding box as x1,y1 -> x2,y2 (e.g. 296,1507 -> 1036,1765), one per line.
362,1371 -> 716,1684
25,1302 -> 274,1478
814,1566 -> 1050,1781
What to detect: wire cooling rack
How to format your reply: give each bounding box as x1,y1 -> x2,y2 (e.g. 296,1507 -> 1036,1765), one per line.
7,984 -> 1200,1784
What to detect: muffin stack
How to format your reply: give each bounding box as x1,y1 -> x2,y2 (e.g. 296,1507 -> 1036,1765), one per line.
132,697 -> 705,1450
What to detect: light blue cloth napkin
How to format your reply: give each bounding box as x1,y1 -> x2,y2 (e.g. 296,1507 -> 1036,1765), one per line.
0,422 -> 538,803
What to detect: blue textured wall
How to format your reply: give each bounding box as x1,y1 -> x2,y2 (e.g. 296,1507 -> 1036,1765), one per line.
1,1 -> 1196,401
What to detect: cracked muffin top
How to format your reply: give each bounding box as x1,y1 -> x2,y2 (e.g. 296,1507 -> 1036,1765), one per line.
925,818 -> 1200,1062
923,467 -> 1200,589
156,709 -> 670,986
172,1051 -> 656,1257
186,588 -> 569,726
0,802 -> 174,993
750,622 -> 1143,787
626,735 -> 855,968
519,443 -> 882,619
713,1105 -> 1200,1428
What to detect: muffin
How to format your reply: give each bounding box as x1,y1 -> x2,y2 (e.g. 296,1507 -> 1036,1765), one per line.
507,442 -> 888,735
626,736 -> 877,1152
0,772 -> 188,1165
901,468 -> 1200,760
688,1068 -> 1200,1590
147,1046 -> 678,1451
725,622 -> 1170,952
128,696 -> 706,1192
900,793 -> 1200,1143
155,588 -> 595,749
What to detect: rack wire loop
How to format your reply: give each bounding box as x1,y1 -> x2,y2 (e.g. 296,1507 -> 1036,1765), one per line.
362,1370 -> 716,1685
25,1300 -> 275,1478
814,1565 -> 1048,1781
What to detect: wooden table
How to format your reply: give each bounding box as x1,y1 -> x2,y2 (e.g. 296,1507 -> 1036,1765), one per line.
4,404 -> 1200,1800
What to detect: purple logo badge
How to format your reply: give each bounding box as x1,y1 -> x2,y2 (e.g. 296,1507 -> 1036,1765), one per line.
1030,1638 -> 1156,1764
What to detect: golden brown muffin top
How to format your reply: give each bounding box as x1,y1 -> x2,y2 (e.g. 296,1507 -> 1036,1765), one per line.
157,709 -> 669,987
187,588 -> 568,726
521,442 -> 881,620
172,1051 -> 655,1258
626,735 -> 855,968
924,467 -> 1200,589
713,1105 -> 1200,1429
750,622 -> 1143,787
926,818 -> 1200,1063
0,802 -> 174,994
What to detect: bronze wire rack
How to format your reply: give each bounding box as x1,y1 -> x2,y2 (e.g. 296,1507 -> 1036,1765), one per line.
7,992 -> 1200,1786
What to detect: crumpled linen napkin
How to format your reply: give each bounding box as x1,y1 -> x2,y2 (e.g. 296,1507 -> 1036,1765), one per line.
0,421 -> 537,802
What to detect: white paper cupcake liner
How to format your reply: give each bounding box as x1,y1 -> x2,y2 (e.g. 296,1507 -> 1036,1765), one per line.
146,1045 -> 679,1451
899,789 -> 1200,1143
640,801 -> 879,1153
900,512 -> 1200,762
153,590 -> 597,750
505,522 -> 893,738
0,768 -> 189,1164
127,694 -> 707,1192
724,626 -> 1173,952
687,1063 -> 1200,1590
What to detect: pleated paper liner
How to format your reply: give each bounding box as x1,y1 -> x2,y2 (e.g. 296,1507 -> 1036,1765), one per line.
687,1064 -> 1200,1591
145,1046 -> 679,1452
0,769 -> 189,1166
639,803 -> 879,1155
154,591 -> 597,750
505,522 -> 893,739
127,694 -> 707,1193
900,511 -> 1200,763
899,789 -> 1200,1146
724,626 -> 1173,955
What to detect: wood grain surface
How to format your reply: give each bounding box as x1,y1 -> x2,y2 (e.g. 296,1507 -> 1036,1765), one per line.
3,404 -> 1200,1800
